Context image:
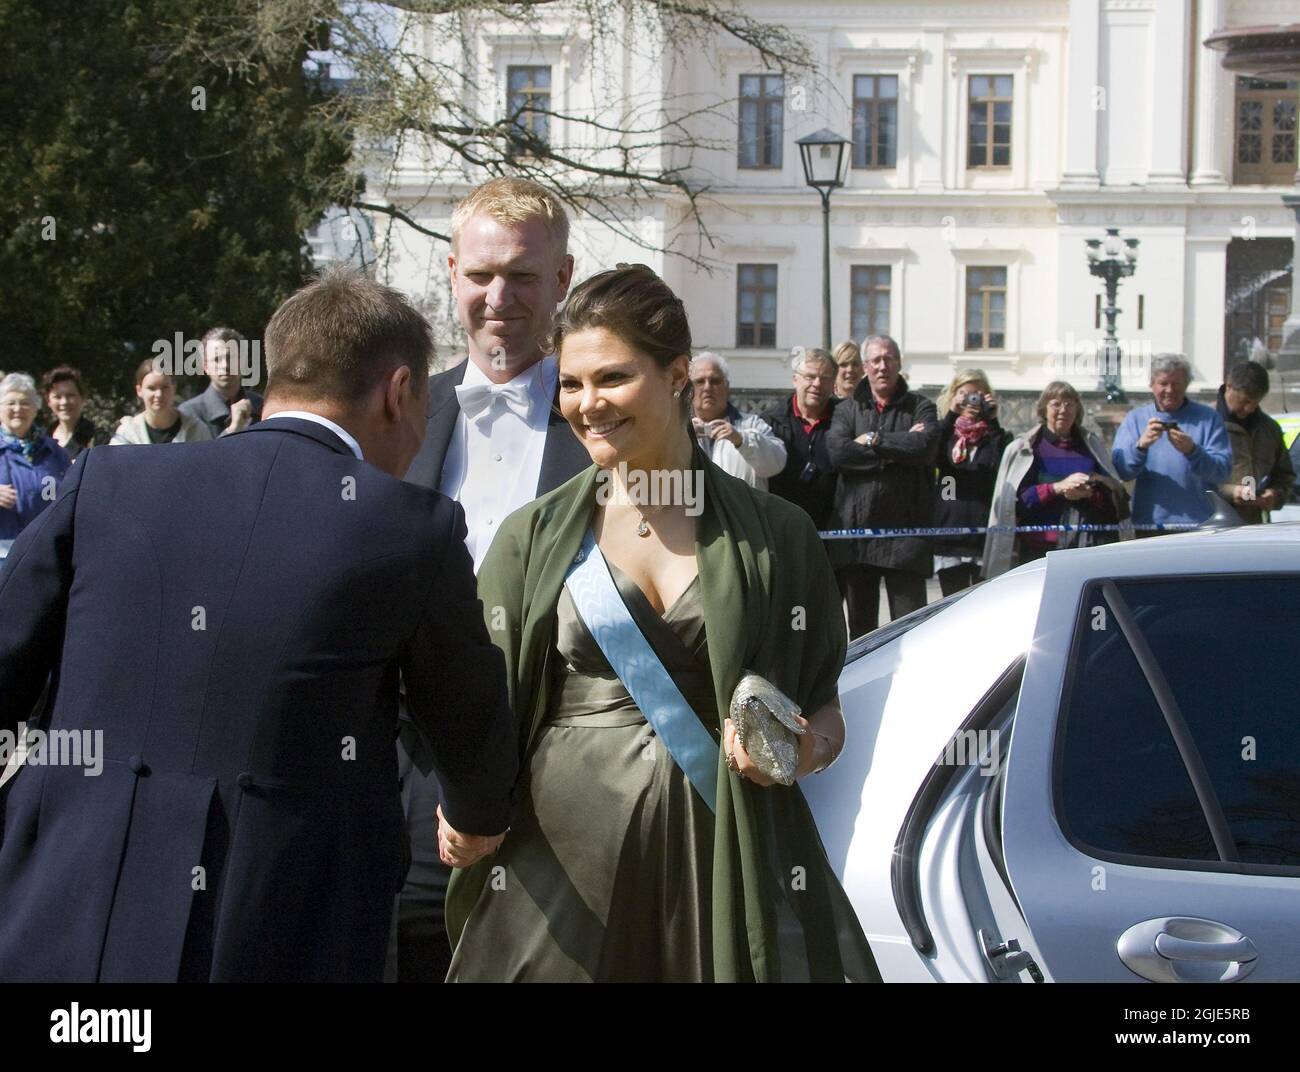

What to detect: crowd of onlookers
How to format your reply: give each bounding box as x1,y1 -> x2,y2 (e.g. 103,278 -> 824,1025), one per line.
4,325 -> 1297,636
1,328 -> 264,541
746,338 -> 1295,638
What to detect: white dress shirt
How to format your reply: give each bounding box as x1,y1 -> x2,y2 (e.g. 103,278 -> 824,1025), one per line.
440,356 -> 556,573
263,411 -> 364,460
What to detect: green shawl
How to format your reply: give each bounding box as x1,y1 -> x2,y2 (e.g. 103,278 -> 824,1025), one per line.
446,450 -> 879,982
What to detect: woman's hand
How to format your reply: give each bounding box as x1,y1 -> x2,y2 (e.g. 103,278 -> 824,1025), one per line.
725,712 -> 839,785
1053,472 -> 1092,500
0,484 -> 17,510
724,716 -> 777,786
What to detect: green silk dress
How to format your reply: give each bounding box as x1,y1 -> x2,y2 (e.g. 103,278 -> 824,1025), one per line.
445,450 -> 881,983
446,567 -> 718,981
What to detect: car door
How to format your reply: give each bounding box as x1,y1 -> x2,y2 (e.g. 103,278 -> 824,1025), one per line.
1000,544 -> 1300,982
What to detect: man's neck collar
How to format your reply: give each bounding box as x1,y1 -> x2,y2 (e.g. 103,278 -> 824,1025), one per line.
466,350 -> 548,386
792,394 -> 829,421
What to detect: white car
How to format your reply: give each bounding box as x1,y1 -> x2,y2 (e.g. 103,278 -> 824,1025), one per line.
805,523 -> 1300,983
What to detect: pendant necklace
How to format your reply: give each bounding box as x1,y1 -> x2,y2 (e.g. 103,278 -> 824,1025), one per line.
635,503 -> 667,537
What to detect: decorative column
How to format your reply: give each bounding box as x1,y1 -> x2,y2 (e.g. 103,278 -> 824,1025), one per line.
1190,0 -> 1232,185
1148,0 -> 1191,185
1061,0 -> 1102,187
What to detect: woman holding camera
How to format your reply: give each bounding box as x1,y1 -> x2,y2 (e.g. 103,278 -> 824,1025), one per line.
982,381 -> 1132,578
932,370 -> 1011,595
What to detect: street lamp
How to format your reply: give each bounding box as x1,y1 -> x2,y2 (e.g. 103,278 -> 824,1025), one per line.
796,128 -> 851,350
1085,227 -> 1139,403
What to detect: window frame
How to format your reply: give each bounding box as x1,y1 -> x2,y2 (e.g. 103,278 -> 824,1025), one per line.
505,64 -> 553,149
737,73 -> 785,170
964,265 -> 1008,351
735,262 -> 779,348
850,264 -> 892,340
966,73 -> 1013,170
851,73 -> 899,170
1050,573 -> 1300,879
1233,76 -> 1299,185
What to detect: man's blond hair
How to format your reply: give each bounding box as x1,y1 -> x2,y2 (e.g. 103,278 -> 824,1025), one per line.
450,177 -> 569,259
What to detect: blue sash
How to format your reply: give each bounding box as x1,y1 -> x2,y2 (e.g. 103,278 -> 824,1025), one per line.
563,530 -> 719,812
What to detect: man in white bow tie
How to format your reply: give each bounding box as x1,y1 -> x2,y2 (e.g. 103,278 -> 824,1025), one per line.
391,177 -> 591,981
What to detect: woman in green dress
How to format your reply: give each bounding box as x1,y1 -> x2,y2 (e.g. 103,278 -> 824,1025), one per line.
441,265 -> 879,982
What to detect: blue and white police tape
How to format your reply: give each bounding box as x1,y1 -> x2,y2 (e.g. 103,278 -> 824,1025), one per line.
816,522 -> 1199,540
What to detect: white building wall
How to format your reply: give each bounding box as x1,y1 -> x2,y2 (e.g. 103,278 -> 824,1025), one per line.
367,0 -> 1295,402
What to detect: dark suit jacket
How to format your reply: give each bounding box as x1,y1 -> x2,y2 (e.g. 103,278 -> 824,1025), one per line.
0,418 -> 517,982
404,359 -> 591,496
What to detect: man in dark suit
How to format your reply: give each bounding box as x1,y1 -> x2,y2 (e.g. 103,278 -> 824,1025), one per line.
0,267 -> 516,982
391,177 -> 590,982
178,326 -> 265,437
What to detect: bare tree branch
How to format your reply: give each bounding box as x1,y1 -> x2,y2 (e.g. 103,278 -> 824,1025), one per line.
167,0 -> 820,269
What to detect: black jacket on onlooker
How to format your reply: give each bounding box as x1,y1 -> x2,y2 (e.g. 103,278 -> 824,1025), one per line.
826,378 -> 941,575
761,394 -> 839,529
933,410 -> 1013,558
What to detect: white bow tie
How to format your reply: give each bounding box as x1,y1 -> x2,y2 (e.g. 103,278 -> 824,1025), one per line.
455,380 -> 533,423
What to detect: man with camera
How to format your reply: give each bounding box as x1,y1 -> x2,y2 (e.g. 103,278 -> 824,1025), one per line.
1112,353 -> 1231,532
688,352 -> 786,489
762,348 -> 841,529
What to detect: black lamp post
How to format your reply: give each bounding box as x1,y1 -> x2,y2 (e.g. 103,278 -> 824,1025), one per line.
1085,227 -> 1139,403
796,128 -> 851,350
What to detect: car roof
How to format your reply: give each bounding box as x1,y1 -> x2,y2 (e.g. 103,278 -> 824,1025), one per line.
1020,522 -> 1300,596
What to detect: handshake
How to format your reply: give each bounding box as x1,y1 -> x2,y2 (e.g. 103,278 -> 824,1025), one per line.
436,805 -> 506,869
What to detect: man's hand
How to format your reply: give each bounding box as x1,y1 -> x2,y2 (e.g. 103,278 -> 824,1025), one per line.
0,484 -> 16,510
1166,427 -> 1194,456
908,421 -> 926,433
1256,488 -> 1281,511
706,419 -> 742,447
436,804 -> 505,869
1137,417 -> 1166,450
226,398 -> 253,434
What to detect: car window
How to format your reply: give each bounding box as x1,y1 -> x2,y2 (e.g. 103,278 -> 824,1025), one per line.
1056,575 -> 1300,871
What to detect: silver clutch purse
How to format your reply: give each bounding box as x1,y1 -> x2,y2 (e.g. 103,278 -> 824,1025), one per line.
729,671 -> 805,785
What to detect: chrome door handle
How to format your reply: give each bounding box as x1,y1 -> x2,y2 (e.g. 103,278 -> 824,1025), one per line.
1118,917 -> 1259,983
1155,933 -> 1257,963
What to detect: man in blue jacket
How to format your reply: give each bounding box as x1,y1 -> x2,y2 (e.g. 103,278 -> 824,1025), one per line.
1112,353 -> 1232,530
0,267 -> 517,982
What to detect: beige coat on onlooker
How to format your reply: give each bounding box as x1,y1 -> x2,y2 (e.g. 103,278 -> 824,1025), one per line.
109,412 -> 215,445
982,424 -> 1133,579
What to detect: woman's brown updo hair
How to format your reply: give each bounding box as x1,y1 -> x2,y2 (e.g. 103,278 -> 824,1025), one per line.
550,263 -> 693,417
